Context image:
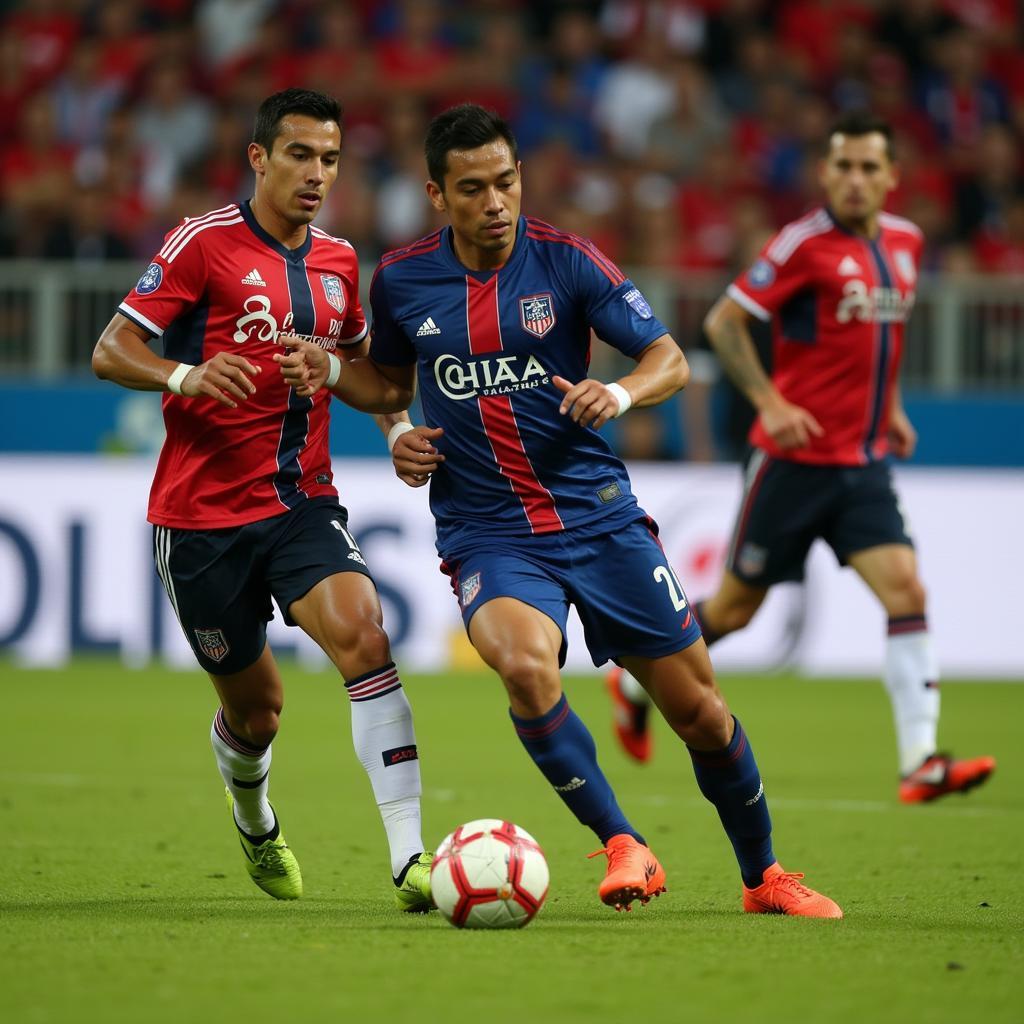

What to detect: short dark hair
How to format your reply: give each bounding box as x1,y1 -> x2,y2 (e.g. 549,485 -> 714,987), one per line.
253,88 -> 342,153
425,104 -> 518,187
826,110 -> 895,162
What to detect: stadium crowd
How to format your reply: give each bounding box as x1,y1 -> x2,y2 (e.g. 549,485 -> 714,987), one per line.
2,0 -> 1023,277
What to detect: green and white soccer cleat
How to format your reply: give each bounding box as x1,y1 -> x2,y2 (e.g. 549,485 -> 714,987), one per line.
226,790 -> 303,900
394,851 -> 435,913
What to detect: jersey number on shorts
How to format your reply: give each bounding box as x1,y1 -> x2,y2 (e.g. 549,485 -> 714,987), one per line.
653,564 -> 688,612
331,520 -> 367,566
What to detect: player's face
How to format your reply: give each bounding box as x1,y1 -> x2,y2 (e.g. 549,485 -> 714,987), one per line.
426,139 -> 521,270
819,132 -> 897,231
249,115 -> 341,228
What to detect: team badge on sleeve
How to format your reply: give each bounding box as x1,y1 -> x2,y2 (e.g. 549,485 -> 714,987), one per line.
320,274 -> 346,314
519,294 -> 556,337
747,259 -> 776,289
622,287 -> 653,319
194,628 -> 229,663
136,263 -> 163,294
460,571 -> 482,608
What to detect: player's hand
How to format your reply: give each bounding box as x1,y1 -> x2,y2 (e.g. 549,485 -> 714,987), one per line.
274,334 -> 329,397
888,408 -> 917,459
552,375 -> 626,429
179,352 -> 260,408
392,426 -> 445,488
760,397 -> 824,449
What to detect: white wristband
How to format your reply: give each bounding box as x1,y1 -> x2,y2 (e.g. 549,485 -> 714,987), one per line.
387,421 -> 415,453
325,352 -> 342,389
606,382 -> 633,417
167,363 -> 194,396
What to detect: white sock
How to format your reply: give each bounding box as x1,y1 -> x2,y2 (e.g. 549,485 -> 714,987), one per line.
211,707 -> 276,837
345,662 -> 424,876
883,622 -> 940,776
619,668 -> 651,705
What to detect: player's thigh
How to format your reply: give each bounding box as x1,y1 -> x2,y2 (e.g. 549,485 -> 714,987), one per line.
154,523 -> 271,674
565,519 -> 702,667
725,452 -> 830,586
827,461 -> 914,570
444,546 -> 571,670
621,640 -> 732,748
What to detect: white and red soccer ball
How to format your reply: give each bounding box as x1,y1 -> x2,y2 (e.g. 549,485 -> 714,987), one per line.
430,819 -> 549,929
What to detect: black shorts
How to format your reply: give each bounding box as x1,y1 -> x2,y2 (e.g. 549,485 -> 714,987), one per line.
725,450 -> 913,586
153,497 -> 373,674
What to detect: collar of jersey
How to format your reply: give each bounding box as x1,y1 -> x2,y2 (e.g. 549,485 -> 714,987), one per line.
440,214 -> 528,281
239,199 -> 313,261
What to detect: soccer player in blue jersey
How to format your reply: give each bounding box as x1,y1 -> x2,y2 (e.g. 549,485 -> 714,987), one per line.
278,104 -> 841,917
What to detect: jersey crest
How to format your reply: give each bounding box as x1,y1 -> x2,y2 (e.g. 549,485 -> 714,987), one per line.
320,274 -> 346,314
519,293 -> 556,337
194,627 -> 229,663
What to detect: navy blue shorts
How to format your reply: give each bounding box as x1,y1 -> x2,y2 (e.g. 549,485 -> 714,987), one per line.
153,497 -> 373,674
441,518 -> 703,668
726,450 -> 914,586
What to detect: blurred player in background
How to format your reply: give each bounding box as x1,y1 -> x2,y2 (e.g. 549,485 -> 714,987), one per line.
280,104 -> 842,918
607,111 -> 995,805
92,89 -> 433,910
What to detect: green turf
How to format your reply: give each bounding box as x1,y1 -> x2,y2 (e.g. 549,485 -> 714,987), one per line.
2,660 -> 1021,1024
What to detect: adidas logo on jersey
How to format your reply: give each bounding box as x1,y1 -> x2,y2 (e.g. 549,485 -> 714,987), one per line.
241,267 -> 267,287
416,317 -> 441,336
838,255 -> 862,276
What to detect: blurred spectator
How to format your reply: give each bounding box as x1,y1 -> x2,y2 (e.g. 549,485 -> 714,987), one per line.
374,0 -> 458,100
42,186 -> 133,262
90,0 -> 155,93
973,193 -> 1024,272
876,0 -> 959,80
600,0 -> 706,59
133,59 -> 214,207
196,0 -> 278,69
49,38 -> 124,149
4,0 -> 80,90
954,123 -> 1023,238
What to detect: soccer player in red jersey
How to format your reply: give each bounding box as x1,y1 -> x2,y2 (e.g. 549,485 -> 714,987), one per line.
608,111 -> 995,804
281,104 -> 843,918
92,89 -> 433,910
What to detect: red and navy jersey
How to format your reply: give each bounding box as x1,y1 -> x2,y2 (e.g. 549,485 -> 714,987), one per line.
369,216 -> 669,554
727,207 -> 922,466
118,200 -> 367,529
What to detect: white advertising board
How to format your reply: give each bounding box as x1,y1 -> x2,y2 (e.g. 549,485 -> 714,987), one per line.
0,456 -> 1020,678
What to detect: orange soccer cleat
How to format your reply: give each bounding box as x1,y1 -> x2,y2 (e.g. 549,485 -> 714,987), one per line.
743,863 -> 843,919
589,834 -> 667,911
606,666 -> 651,763
899,753 -> 996,804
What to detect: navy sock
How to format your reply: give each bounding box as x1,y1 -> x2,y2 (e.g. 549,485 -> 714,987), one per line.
693,600 -> 722,647
688,717 -> 774,888
510,695 -> 644,846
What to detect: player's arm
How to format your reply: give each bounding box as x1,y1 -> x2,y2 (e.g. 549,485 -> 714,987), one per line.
703,295 -> 823,449
92,313 -> 259,408
887,381 -> 917,459
275,336 -> 414,412
553,334 -> 688,429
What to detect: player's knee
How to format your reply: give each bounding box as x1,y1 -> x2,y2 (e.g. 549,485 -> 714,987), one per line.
496,651 -> 560,717
716,598 -> 758,635
660,673 -> 731,747
887,571 -> 927,616
328,617 -> 392,675
239,708 -> 280,748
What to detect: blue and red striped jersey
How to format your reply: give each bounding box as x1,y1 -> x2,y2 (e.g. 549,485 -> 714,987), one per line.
728,206 -> 923,466
369,216 -> 669,554
118,200 -> 367,529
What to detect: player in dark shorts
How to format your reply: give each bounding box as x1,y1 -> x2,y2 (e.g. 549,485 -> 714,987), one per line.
607,111 -> 994,805
92,89 -> 432,910
278,104 -> 842,918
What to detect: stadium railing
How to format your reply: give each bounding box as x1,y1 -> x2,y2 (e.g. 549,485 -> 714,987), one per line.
0,260 -> 1022,393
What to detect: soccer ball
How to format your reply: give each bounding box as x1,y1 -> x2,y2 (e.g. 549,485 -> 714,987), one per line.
430,819 -> 549,929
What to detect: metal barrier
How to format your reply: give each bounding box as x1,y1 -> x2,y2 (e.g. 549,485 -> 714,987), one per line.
1,259 -> 1022,393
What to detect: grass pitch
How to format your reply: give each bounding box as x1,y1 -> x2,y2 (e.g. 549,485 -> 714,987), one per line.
3,660 -> 1021,1024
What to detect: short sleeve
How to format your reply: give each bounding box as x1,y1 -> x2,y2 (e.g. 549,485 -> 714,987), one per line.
727,237 -> 813,322
339,261 -> 368,347
118,222 -> 207,337
572,242 -> 669,357
368,266 -> 416,366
